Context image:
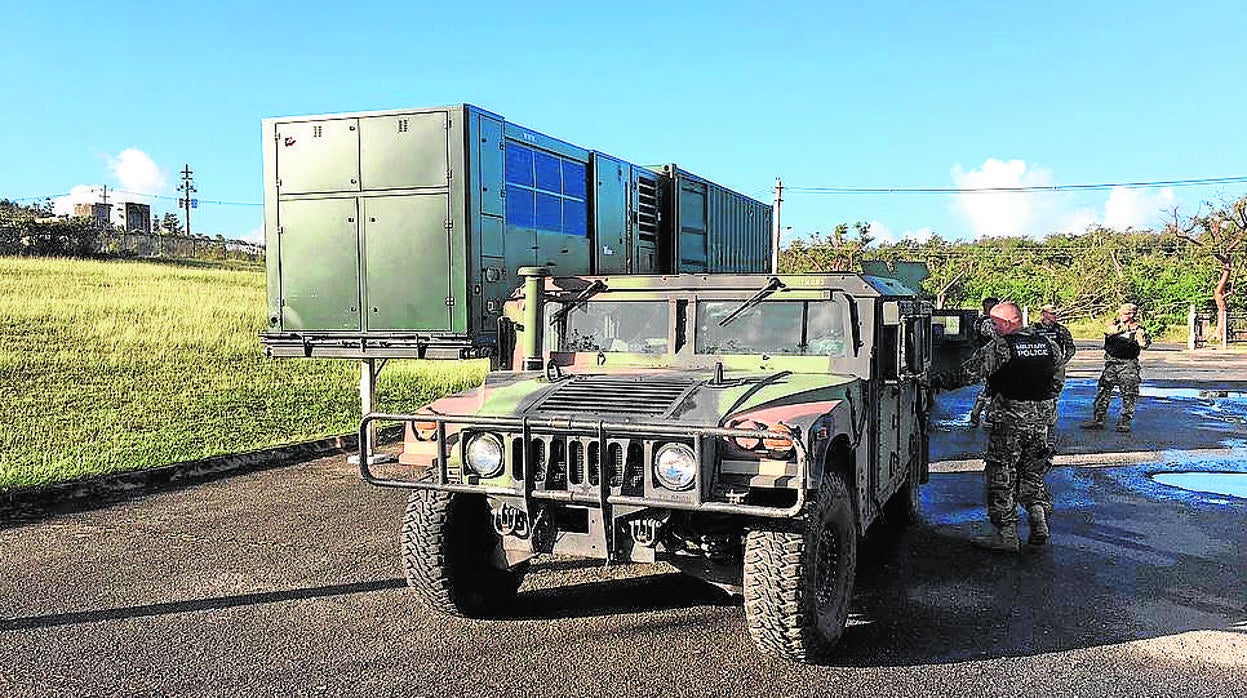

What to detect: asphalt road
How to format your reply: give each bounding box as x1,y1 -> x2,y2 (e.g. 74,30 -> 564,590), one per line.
3,347 -> 1247,697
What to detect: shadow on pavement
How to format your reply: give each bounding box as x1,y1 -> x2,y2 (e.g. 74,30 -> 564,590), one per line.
0,578 -> 406,632
510,571 -> 732,620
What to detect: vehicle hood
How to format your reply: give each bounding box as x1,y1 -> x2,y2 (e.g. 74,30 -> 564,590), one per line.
418,368 -> 859,430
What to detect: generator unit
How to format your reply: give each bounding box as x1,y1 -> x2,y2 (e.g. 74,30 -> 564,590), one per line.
260,104 -> 772,360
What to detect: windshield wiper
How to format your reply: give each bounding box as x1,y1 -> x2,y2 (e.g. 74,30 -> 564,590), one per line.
718,276 -> 787,327
549,279 -> 607,325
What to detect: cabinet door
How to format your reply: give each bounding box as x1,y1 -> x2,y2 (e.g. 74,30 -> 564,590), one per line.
362,195 -> 453,331
359,112 -> 450,191
278,198 -> 361,330
274,119 -> 360,194
476,114 -> 505,218
592,153 -> 629,274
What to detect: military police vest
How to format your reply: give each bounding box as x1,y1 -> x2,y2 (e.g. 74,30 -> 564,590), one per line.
1104,332 -> 1141,360
987,332 -> 1059,401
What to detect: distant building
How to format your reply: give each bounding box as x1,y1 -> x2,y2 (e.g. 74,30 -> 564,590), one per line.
123,202 -> 152,233
73,202 -> 112,227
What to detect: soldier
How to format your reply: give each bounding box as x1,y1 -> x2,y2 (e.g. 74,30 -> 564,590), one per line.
1080,302 -> 1151,433
1031,304 -> 1077,435
949,302 -> 1065,552
968,297 -> 1000,427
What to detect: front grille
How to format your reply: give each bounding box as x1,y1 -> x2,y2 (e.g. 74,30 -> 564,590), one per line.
533,376 -> 693,417
503,434 -> 644,496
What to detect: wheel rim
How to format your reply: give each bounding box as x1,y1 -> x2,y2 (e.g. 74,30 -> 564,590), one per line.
814,521 -> 841,624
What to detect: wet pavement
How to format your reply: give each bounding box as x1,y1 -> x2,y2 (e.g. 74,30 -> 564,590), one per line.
2,449 -> 1245,697
2,345 -> 1247,696
932,377 -> 1247,461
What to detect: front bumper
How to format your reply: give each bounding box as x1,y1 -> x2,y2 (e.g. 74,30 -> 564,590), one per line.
358,412 -> 808,519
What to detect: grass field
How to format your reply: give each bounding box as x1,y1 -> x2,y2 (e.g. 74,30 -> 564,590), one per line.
0,256 -> 486,491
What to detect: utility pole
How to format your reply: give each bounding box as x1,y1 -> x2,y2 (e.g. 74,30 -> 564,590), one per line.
178,164 -> 196,237
97,185 -> 112,229
771,176 -> 783,274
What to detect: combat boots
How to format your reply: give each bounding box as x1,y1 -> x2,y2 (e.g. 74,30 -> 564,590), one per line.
1079,418 -> 1105,429
1027,505 -> 1050,545
971,522 -> 1020,552
1115,421 -> 1132,433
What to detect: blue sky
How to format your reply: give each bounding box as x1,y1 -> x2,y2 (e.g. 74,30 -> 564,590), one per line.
4,1 -> 1246,245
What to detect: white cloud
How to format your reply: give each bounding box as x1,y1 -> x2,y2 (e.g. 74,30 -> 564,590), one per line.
948,159 -> 1181,238
53,184 -> 157,228
950,158 -> 1055,237
1057,207 -> 1099,235
869,221 -> 933,244
241,226 -> 265,245
51,148 -> 168,228
1102,186 -> 1175,230
108,148 -> 166,194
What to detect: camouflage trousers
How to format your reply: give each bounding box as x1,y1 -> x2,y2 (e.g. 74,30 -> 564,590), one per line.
1042,373 -> 1065,444
1092,360 -> 1141,423
984,399 -> 1053,527
970,387 -> 992,422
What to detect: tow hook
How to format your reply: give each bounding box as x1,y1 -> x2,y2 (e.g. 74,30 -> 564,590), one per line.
493,503 -> 530,538
628,513 -> 669,548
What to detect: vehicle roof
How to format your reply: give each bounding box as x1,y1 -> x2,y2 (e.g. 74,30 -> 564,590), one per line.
545,273 -> 919,299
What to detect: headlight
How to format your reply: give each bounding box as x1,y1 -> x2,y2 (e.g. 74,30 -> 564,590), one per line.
464,433 -> 505,478
653,443 -> 697,491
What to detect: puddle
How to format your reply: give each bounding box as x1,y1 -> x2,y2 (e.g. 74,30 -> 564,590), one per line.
1151,472 -> 1247,499
1139,387 -> 1246,400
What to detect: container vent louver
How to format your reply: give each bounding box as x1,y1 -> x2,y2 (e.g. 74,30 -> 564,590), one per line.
533,376 -> 692,417
636,176 -> 659,243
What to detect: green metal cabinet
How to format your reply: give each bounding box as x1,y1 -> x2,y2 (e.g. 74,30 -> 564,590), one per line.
261,104 -> 773,360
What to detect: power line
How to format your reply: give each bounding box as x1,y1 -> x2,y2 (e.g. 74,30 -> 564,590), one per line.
786,175 -> 1247,195
116,190 -> 261,207
9,193 -> 70,202
8,189 -> 262,207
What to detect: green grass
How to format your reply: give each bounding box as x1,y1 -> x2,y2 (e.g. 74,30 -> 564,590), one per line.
0,256 -> 486,491
1066,316 -> 1188,343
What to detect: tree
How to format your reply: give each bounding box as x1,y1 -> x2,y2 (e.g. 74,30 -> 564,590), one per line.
779,222 -> 875,272
160,212 -> 184,236
1168,196 -> 1247,346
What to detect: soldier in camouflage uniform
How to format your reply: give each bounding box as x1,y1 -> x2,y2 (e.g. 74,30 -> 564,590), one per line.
1080,302 -> 1151,433
968,297 -> 1000,427
949,302 -> 1065,552
1031,304 -> 1077,438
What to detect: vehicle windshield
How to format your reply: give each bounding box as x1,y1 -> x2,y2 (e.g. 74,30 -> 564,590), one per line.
554,300 -> 670,353
696,300 -> 847,356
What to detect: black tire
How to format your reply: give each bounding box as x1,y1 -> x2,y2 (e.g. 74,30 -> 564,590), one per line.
743,470 -> 858,662
401,489 -> 527,618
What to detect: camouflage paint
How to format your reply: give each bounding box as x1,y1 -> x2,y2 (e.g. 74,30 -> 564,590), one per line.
391,271 -> 935,540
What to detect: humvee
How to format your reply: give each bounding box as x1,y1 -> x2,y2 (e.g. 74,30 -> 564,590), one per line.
359,267 -> 936,661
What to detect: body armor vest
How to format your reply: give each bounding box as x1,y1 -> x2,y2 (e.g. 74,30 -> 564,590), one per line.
987,332 -> 1058,401
1104,332 -> 1141,360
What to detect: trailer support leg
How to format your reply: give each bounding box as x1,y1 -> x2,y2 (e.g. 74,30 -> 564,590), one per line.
348,358 -> 397,466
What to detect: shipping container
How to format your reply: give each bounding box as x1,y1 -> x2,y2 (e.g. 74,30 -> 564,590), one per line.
260,104 -> 772,360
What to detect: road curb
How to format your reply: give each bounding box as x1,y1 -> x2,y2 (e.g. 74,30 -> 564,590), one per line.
0,428 -> 399,525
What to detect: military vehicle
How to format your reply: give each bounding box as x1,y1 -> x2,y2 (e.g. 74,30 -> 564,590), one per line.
359,266 -> 936,661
